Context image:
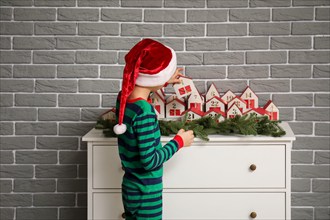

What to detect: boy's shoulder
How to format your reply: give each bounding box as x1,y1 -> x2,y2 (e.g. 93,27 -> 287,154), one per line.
133,100 -> 155,116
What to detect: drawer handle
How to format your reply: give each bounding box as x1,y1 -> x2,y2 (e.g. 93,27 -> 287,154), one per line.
249,164 -> 257,171
122,212 -> 126,218
250,211 -> 257,218
121,166 -> 125,171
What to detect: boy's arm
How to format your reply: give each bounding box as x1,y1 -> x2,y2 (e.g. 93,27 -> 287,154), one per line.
133,112 -> 184,171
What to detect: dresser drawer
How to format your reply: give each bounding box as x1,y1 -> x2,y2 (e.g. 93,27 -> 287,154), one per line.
93,192 -> 124,220
164,144 -> 286,188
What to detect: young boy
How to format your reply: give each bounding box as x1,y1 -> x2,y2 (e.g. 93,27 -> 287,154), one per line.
114,38 -> 194,219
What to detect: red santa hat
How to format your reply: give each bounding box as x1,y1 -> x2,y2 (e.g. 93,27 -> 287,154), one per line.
113,38 -> 177,135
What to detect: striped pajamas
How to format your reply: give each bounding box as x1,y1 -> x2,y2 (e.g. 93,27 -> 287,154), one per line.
116,93 -> 183,219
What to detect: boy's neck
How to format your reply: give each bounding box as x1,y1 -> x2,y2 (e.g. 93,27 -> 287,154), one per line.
128,85 -> 151,100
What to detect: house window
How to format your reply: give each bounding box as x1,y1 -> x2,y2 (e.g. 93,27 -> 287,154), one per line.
179,85 -> 192,95
170,109 -> 181,116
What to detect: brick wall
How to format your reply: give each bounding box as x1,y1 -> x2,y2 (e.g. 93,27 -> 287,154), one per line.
0,0 -> 329,219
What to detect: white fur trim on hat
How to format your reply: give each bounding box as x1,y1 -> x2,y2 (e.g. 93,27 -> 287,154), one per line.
135,47 -> 177,87
113,123 -> 127,135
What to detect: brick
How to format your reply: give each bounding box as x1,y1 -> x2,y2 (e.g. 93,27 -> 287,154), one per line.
152,38 -> 184,51
288,122 -> 313,135
79,80 -> 120,93
271,65 -> 311,78
59,151 -> 87,164
0,194 -> 32,207
271,37 -> 311,49
0,65 -> 12,78
273,94 -> 313,107
56,37 -> 98,49
0,108 -> 36,121
15,122 -> 57,135
292,179 -> 311,192
35,22 -> 76,35
292,22 -> 330,35
292,164 -> 330,178
296,108 -> 330,121
117,52 -> 126,64
101,95 -> 118,107
122,23 -> 162,37
0,37 -> 11,50
250,79 -> 290,92
76,51 -> 117,64
293,0 -> 330,6
247,51 -> 287,64
100,37 -> 140,50
292,208 -> 313,220
34,0 -> 76,6
57,179 -> 87,192
39,108 -> 79,121
186,66 -> 226,79
77,193 -> 87,206
292,192 -> 330,206
14,179 -> 56,192
0,151 -> 14,164
0,51 -> 31,64
58,8 -> 99,21
58,94 -> 100,107
0,180 -> 12,192
79,164 -> 87,178
145,9 -> 185,22
165,0 -> 205,8
315,123 -> 330,136
186,38 -> 226,51
34,194 -> 75,206
58,65 -> 98,78
81,108 -> 107,121
208,23 -> 247,36
14,8 -> 55,21
0,208 -> 14,220
0,122 -> 13,135
59,122 -> 95,136
313,65 -> 330,78
59,208 -> 87,220
315,93 -> 330,107
0,0 -> 32,6
33,51 -> 75,64
0,137 -> 35,150
291,150 -> 313,164
0,165 -> 33,178
35,165 -> 77,178
176,52 -> 203,65
207,0 -> 248,8
292,79 -> 330,92
273,8 -> 313,21
14,65 -> 56,78
249,22 -> 290,35
228,66 -> 268,79
315,208 -> 330,220
164,24 -> 204,37
78,0 -> 119,7
230,9 -> 270,21
78,23 -> 119,36
228,37 -> 269,50
315,151 -> 330,164
278,107 -> 294,121
250,0 -> 291,7
0,94 -> 13,107
37,137 -> 78,150
16,208 -> 58,220
313,179 -> 330,192
16,151 -> 57,164
102,9 -> 142,22
187,10 -> 227,22
0,79 -> 34,92
315,37 -> 330,49
290,51 -> 330,64
122,0 -> 162,7
15,94 -> 56,107
293,137 -> 330,150
204,52 -> 244,65
36,80 -> 77,93
207,80 -> 247,93
0,22 -> 33,35
100,66 -> 124,78
316,7 -> 330,20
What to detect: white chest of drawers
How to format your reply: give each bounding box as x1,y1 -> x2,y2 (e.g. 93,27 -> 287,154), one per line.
82,122 -> 295,220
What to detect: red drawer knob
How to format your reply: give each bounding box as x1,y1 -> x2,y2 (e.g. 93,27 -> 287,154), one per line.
250,164 -> 257,171
250,211 -> 257,218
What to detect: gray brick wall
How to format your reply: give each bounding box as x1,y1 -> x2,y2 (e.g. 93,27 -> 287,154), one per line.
0,0 -> 329,220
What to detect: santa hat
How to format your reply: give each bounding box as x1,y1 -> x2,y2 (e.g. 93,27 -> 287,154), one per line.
113,38 -> 177,135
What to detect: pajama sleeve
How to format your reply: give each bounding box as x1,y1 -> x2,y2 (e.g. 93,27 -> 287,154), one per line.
133,111 -> 184,171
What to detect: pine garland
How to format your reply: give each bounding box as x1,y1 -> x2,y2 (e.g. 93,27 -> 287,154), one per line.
95,113 -> 286,141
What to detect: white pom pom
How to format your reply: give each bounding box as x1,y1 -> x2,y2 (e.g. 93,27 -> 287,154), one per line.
113,123 -> 127,135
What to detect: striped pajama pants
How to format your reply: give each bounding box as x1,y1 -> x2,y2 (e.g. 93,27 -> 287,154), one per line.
122,188 -> 163,220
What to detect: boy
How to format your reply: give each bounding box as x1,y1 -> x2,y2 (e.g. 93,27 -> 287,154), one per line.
114,38 -> 194,219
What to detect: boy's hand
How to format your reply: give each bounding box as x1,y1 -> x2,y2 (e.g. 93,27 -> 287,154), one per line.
177,129 -> 194,147
167,67 -> 184,85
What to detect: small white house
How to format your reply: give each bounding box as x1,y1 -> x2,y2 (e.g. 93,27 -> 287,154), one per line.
205,96 -> 226,112
166,94 -> 185,104
204,108 -> 226,122
181,107 -> 205,121
150,90 -> 166,119
173,76 -> 195,99
205,83 -> 220,102
221,89 -> 236,103
166,98 -> 186,119
187,89 -> 204,112
227,96 -> 248,113
101,108 -> 116,122
226,103 -> 243,118
263,100 -> 280,121
240,86 -> 259,109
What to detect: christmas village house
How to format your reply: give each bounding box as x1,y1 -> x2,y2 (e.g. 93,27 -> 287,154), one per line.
205,96 -> 226,113
187,89 -> 204,112
264,100 -> 280,120
166,97 -> 186,119
100,108 -> 116,122
221,89 -> 236,103
205,108 -> 226,122
205,83 -> 220,102
150,90 -> 166,119
226,103 -> 243,118
172,75 -> 194,99
227,96 -> 248,113
181,107 -> 205,122
240,86 -> 259,109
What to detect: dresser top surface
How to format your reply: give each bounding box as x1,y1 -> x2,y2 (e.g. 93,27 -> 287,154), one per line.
82,122 -> 295,142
